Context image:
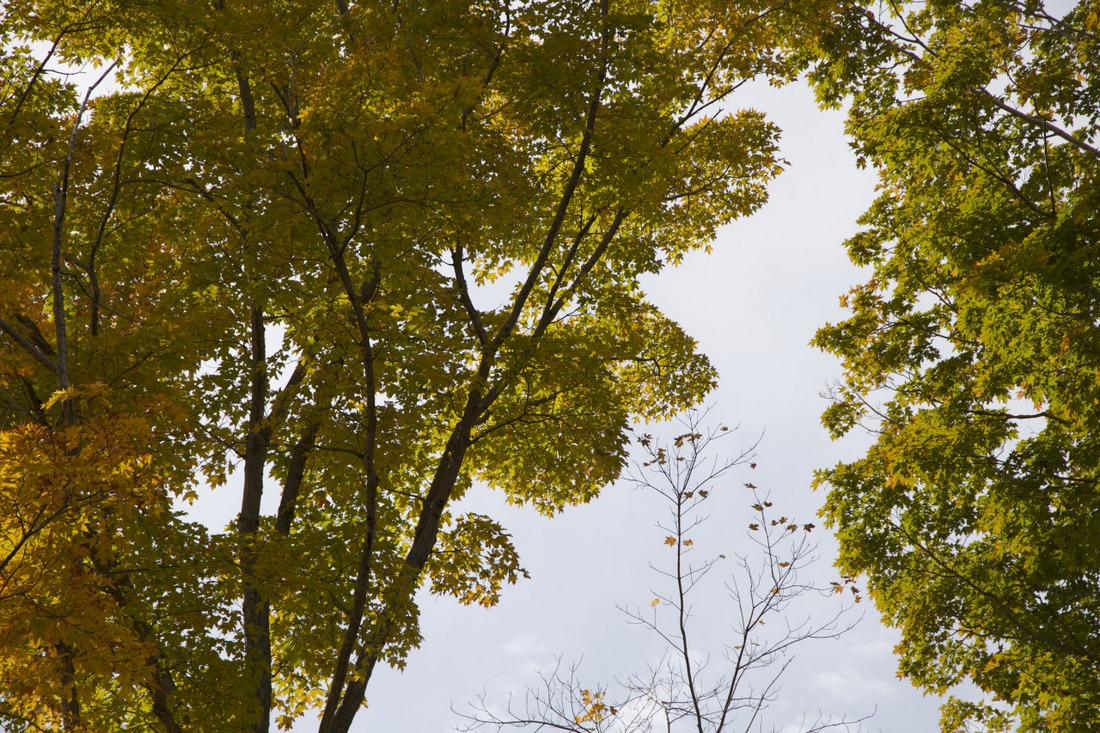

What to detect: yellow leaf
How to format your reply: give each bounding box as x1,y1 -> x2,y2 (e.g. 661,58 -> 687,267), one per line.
43,388 -> 76,410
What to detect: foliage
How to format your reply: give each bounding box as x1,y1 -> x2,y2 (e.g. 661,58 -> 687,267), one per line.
460,417 -> 865,733
0,1 -> 830,731
807,1 -> 1100,729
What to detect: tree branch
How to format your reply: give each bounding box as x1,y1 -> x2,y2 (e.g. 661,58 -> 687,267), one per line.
0,316 -> 60,374
452,245 -> 488,346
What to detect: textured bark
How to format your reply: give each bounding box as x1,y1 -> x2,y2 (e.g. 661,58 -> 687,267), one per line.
238,304 -> 272,733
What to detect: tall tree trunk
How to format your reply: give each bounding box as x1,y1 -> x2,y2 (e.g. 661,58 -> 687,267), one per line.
239,303 -> 272,733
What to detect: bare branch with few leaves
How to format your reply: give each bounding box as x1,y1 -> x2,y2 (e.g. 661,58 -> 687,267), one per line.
459,412 -> 870,733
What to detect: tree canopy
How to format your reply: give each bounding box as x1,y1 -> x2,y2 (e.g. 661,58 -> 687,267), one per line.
0,1 -> 831,731
810,1 -> 1100,729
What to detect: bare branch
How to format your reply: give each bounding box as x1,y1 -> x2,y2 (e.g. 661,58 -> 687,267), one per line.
461,413 -> 867,733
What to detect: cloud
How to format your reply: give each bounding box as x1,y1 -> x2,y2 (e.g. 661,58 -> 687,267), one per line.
502,633 -> 552,658
810,666 -> 898,706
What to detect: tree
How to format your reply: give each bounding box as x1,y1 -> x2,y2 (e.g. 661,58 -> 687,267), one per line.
806,1 -> 1100,729
460,418 -> 865,733
0,2 -> 832,732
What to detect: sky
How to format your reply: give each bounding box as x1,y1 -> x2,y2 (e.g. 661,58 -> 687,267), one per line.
13,14 -> 1043,733
145,58 -> 963,733
163,71 -> 956,731
44,30 -> 948,733
322,79 -> 952,732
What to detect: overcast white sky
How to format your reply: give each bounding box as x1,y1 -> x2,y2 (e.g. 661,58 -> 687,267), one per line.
55,26 -> 950,731
171,73 -> 952,732
29,16 -> 1013,732
337,79 -> 950,732
60,24 -> 950,730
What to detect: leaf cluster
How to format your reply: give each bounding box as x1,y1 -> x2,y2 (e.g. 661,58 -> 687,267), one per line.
806,1 -> 1100,729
